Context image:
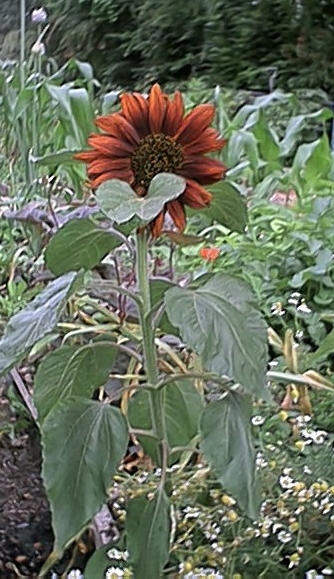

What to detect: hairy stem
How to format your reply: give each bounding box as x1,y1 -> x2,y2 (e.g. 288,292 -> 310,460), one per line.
135,230 -> 166,447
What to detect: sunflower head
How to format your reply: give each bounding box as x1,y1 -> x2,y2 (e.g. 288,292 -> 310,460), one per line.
75,83 -> 227,237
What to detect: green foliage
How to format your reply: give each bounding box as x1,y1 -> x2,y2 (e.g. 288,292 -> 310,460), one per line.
47,0 -> 334,91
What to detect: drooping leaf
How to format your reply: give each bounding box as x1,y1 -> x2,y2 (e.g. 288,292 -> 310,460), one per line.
200,392 -> 261,518
3,201 -> 55,228
0,272 -> 82,377
128,379 -> 202,465
30,149 -> 83,166
164,273 -> 269,400
34,342 -> 117,424
202,181 -> 248,233
163,231 -> 204,245
96,173 -> 185,224
127,492 -> 170,579
45,218 -> 124,276
42,397 -> 128,553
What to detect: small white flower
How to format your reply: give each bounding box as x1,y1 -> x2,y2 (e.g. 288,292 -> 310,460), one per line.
252,415 -> 265,426
278,530 -> 292,544
279,475 -> 294,489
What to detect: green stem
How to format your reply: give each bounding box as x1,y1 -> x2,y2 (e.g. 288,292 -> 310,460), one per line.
135,229 -> 166,445
20,0 -> 26,91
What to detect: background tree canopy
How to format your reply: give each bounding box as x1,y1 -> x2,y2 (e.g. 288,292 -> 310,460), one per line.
10,0 -> 332,93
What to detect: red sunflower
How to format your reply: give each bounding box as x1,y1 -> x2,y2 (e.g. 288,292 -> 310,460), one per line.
75,83 -> 227,237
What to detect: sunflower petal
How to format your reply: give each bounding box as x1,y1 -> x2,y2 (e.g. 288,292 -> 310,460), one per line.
88,134 -> 134,157
183,129 -> 227,155
150,209 -> 166,238
180,156 -> 227,185
121,92 -> 150,138
182,179 -> 213,209
167,199 -> 186,231
95,113 -> 140,146
174,104 -> 215,145
162,90 -> 184,136
88,157 -> 132,176
90,170 -> 134,188
74,150 -> 99,162
148,84 -> 166,134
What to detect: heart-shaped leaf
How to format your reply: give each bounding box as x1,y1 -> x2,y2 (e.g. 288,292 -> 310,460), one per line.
96,173 -> 185,224
200,392 -> 261,518
45,218 -> 124,276
42,397 -> 128,553
34,342 -> 117,424
0,272 -> 82,377
164,273 -> 269,400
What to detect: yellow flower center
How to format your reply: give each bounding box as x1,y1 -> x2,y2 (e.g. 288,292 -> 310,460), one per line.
131,134 -> 184,189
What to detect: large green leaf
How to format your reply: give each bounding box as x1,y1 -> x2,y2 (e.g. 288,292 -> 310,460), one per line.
164,273 -> 269,400
200,392 -> 261,518
291,136 -> 332,188
45,218 -> 123,276
308,328 -> 334,362
126,492 -> 170,579
201,181 -> 248,233
96,173 -> 185,224
34,343 -> 116,424
128,380 -> 202,465
42,397 -> 128,553
0,272 -> 82,377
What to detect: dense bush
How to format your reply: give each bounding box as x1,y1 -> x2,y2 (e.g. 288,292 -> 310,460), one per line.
46,0 -> 334,93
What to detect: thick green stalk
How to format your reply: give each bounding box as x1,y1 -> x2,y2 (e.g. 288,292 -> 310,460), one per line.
135,230 -> 166,445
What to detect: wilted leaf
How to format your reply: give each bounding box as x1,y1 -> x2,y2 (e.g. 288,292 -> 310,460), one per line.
164,273 -> 269,400
163,231 -> 204,245
42,397 -> 128,553
34,343 -> 117,423
0,272 -> 82,377
127,492 -> 170,579
200,392 -> 261,518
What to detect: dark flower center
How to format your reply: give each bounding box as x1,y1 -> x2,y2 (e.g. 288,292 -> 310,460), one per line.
131,134 -> 184,189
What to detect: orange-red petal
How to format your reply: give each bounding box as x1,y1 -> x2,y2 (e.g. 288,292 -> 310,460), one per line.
95,113 -> 140,146
183,128 -> 227,155
90,170 -> 134,188
120,92 -> 150,138
88,157 -> 132,176
167,199 -> 186,231
174,104 -> 215,144
150,209 -> 166,238
148,84 -> 166,134
74,150 -> 99,162
182,179 -> 213,209
162,90 -> 184,136
87,134 -> 134,157
180,156 -> 227,185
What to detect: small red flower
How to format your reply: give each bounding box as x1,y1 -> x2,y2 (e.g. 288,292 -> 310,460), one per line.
199,247 -> 220,261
